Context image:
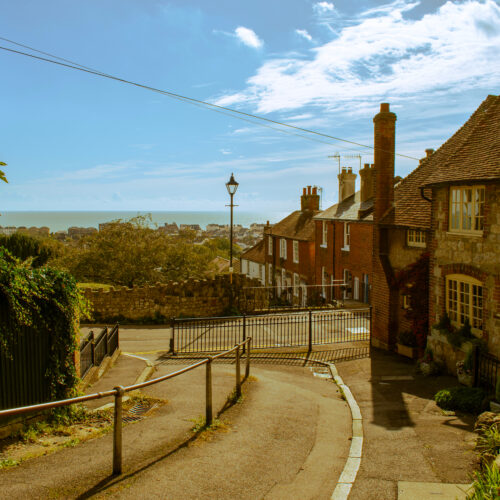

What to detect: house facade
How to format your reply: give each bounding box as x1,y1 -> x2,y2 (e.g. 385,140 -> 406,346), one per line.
314,165 -> 374,304
421,94 -> 500,358
240,238 -> 266,285
263,186 -> 319,306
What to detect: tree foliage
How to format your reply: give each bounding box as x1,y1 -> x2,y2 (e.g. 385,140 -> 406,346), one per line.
0,161 -> 7,183
0,248 -> 89,399
0,233 -> 53,267
49,215 -> 225,287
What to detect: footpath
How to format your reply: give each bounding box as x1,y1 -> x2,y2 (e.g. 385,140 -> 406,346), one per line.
0,347 -> 478,499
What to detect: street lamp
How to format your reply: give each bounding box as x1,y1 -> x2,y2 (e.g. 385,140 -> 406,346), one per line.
225,173 -> 239,283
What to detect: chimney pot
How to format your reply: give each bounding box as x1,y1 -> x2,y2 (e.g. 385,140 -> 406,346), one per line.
307,185 -> 311,194
364,163 -> 370,169
347,166 -> 352,172
380,103 -> 390,112
303,187 -> 306,195
312,186 -> 317,195
425,148 -> 435,158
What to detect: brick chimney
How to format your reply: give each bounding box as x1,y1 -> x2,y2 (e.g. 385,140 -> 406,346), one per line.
338,167 -> 356,202
301,185 -> 320,211
373,103 -> 397,221
359,163 -> 375,203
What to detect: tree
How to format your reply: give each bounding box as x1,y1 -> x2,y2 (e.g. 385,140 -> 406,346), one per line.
0,233 -> 53,267
50,215 -> 216,287
0,161 -> 7,183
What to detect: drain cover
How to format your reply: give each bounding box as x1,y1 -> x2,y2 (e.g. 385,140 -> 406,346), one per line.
123,401 -> 159,423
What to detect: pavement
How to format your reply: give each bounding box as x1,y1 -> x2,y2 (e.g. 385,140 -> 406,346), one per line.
0,342 -> 479,499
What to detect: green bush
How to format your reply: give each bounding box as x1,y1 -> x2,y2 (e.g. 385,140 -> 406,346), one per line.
434,386 -> 486,414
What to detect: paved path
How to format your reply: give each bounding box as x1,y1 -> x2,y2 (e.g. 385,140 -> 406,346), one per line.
336,349 -> 477,500
0,359 -> 351,499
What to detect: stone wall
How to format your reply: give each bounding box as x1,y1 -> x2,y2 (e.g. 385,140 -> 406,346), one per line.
83,275 -> 268,323
429,183 -> 500,358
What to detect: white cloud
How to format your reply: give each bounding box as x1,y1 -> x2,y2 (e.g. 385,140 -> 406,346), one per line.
235,26 -> 263,49
220,149 -> 232,155
215,0 -> 500,114
314,2 -> 335,14
295,29 -> 313,41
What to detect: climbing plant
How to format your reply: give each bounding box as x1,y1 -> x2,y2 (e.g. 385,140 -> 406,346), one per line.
0,248 -> 90,400
392,252 -> 430,350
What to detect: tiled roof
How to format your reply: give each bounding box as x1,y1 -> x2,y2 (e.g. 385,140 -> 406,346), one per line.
265,210 -> 318,241
379,158 -> 434,228
240,238 -> 265,264
314,191 -> 373,222
421,94 -> 500,186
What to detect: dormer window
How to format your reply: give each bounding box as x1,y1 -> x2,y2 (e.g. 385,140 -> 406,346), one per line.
407,229 -> 426,247
450,186 -> 485,233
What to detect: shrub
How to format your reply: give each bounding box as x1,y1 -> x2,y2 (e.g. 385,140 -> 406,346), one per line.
434,386 -> 486,414
466,463 -> 500,500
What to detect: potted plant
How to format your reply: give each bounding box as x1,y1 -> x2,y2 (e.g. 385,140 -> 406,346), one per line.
397,330 -> 418,359
419,347 -> 440,376
456,349 -> 474,387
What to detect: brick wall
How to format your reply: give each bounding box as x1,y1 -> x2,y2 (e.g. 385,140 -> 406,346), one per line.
83,275 -> 267,323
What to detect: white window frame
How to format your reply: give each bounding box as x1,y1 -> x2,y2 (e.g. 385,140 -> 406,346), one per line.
321,221 -> 328,247
343,222 -> 350,251
407,229 -> 426,247
281,268 -> 287,291
293,273 -> 300,296
280,238 -> 287,260
449,185 -> 485,234
267,263 -> 273,285
321,266 -> 327,298
446,274 -> 483,333
293,240 -> 299,263
268,236 -> 273,255
241,259 -> 248,275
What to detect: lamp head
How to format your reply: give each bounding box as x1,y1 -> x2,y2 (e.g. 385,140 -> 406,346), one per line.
225,173 -> 239,195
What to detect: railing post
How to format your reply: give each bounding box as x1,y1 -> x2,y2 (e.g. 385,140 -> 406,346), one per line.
245,338 -> 251,379
113,385 -> 125,475
90,331 -> 95,367
242,313 -> 246,355
473,345 -> 479,387
206,358 -> 213,427
236,345 -> 241,399
170,317 -> 176,355
308,309 -> 313,353
104,326 -> 109,356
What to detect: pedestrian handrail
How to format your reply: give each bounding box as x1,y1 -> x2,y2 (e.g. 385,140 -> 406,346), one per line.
80,324 -> 120,378
0,337 -> 252,476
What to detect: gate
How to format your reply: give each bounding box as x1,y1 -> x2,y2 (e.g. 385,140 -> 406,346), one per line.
171,308 -> 371,354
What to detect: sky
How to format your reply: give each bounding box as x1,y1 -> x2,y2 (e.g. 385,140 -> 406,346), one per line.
0,0 -> 499,214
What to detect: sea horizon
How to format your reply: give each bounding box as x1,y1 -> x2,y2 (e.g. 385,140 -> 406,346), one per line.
0,211 -> 286,233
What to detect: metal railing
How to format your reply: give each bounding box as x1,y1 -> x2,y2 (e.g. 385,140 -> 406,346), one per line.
0,337 -> 252,475
79,324 -> 120,378
171,308 -> 371,354
474,347 -> 500,392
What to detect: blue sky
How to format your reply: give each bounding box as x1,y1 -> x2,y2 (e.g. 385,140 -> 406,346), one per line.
0,0 -> 499,213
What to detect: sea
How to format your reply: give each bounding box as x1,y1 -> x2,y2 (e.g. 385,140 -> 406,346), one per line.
0,211 -> 286,232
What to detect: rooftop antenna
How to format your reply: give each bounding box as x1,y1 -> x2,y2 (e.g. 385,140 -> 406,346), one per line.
313,185 -> 323,210
328,152 -> 341,175
342,154 -> 362,171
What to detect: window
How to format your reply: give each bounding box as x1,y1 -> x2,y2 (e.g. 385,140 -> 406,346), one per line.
281,268 -> 287,291
268,236 -> 273,255
343,269 -> 352,299
293,273 -> 300,296
446,274 -> 483,331
407,229 -> 426,247
402,294 -> 411,309
268,264 -> 273,284
241,260 -> 248,275
293,240 -> 299,263
321,221 -> 328,247
280,238 -> 287,259
343,223 -> 350,250
260,265 -> 265,284
450,186 -> 485,233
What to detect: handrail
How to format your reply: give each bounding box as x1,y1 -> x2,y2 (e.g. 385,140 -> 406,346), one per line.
0,337 -> 252,476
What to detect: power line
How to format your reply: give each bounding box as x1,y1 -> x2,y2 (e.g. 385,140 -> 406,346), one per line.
0,41 -> 420,161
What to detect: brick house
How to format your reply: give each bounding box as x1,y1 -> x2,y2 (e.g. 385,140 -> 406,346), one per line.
420,94 -> 500,358
314,165 -> 374,304
264,186 -> 320,305
240,239 -> 266,285
371,103 -> 435,349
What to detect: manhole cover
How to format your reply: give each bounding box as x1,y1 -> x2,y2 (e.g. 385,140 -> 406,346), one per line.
123,401 -> 159,423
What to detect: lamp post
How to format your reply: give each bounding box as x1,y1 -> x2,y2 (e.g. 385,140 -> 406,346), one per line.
225,173 -> 239,284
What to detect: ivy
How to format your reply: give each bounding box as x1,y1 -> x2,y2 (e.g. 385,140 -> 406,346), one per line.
0,248 -> 90,400
392,252 -> 430,350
